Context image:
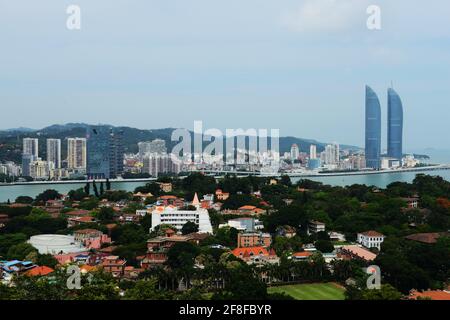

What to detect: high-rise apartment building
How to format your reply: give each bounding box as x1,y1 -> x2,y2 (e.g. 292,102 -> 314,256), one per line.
46,139 -> 61,169
22,138 -> 39,176
86,126 -> 124,179
324,143 -> 340,165
67,138 -> 87,169
365,86 -> 382,169
142,153 -> 181,178
290,144 -> 300,161
309,144 -> 317,160
138,139 -> 167,161
387,88 -> 403,161
23,138 -> 39,158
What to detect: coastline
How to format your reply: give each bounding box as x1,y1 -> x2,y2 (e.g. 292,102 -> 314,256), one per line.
1,164 -> 450,187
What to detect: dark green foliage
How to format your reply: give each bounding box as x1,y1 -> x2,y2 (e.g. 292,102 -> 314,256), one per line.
35,189 -> 61,203
181,221 -> 199,235
15,196 -> 34,204
95,207 -> 115,223
68,188 -> 88,201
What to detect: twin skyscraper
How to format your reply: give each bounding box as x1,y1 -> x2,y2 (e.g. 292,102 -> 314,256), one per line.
365,85 -> 404,170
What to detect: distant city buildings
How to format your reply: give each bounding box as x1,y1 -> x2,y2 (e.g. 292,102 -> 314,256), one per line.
138,139 -> 167,163
142,153 -> 181,178
23,138 -> 38,158
365,86 -> 404,169
46,139 -> 61,169
387,88 -> 404,161
290,144 -> 299,161
29,159 -> 49,180
67,138 -> 87,170
0,162 -> 21,177
323,143 -> 340,166
365,86 -> 382,170
309,144 -> 317,160
86,126 -> 124,179
22,138 -> 39,176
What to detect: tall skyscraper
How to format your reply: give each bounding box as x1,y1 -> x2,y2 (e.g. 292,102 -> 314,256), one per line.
67,138 -> 87,169
290,144 -> 299,161
86,126 -> 124,179
23,138 -> 39,158
365,86 -> 382,169
46,139 -> 61,169
309,144 -> 317,159
387,87 -> 403,160
110,130 -> 124,178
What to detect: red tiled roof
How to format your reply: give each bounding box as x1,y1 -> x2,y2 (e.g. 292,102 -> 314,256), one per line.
239,205 -> 257,210
25,266 -> 54,277
360,230 -> 384,237
292,251 -> 312,258
409,290 -> 450,300
159,195 -> 178,200
341,245 -> 377,261
66,209 -> 90,216
232,246 -> 269,258
71,216 -> 95,223
74,228 -> 101,234
405,233 -> 445,244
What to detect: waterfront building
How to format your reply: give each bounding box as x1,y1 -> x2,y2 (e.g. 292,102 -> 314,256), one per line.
23,138 -> 39,158
21,154 -> 35,177
290,144 -> 300,161
29,159 -> 49,180
324,143 -> 340,165
307,158 -> 321,170
0,161 -> 21,177
86,126 -> 124,179
387,87 -> 404,161
310,144 -> 317,160
138,139 -> 167,161
142,153 -> 180,177
22,138 -> 39,176
67,138 -> 87,170
46,139 -> 61,169
365,86 -> 382,169
381,157 -> 401,169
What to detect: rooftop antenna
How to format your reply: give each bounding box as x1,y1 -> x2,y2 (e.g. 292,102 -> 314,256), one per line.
390,80 -> 394,89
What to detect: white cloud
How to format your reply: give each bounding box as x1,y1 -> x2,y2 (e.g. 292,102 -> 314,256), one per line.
282,0 -> 370,33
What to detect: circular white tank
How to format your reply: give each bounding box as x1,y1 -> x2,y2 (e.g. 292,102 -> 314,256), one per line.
28,234 -> 86,254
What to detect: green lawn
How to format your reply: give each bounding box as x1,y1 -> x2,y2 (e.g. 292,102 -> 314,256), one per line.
268,283 -> 345,300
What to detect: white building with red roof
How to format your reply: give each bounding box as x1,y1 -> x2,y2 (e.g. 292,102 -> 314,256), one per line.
150,194 -> 213,234
357,230 -> 385,250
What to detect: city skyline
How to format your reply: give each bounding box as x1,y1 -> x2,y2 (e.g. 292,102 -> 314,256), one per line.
1,1 -> 450,150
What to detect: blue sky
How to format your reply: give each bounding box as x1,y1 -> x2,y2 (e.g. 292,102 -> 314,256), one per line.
0,0 -> 449,151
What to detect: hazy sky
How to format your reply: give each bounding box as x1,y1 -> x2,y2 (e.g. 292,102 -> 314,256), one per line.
1,0 -> 449,150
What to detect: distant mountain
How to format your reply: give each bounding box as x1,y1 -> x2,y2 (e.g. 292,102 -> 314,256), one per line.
4,127 -> 36,133
0,123 -> 361,163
